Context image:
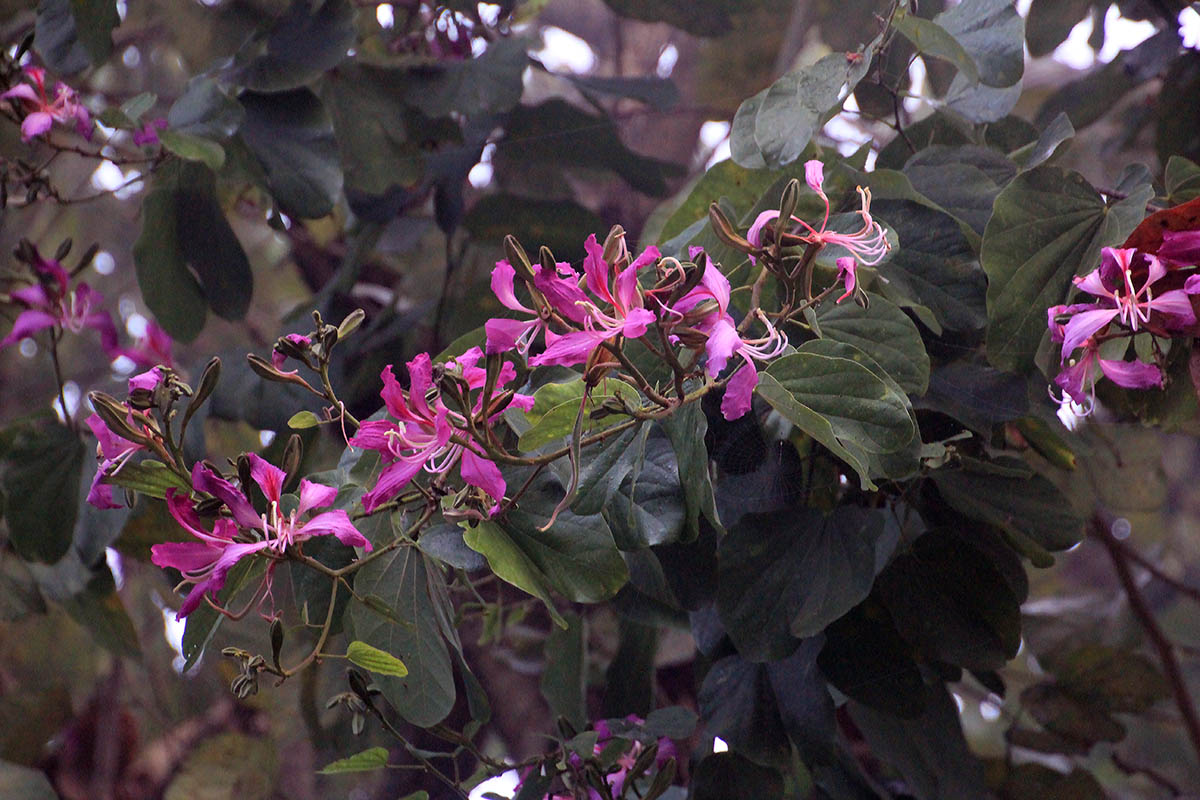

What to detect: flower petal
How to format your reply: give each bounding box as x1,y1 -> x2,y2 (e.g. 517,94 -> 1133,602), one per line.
1098,358 -> 1162,389
0,309 -> 57,348
1149,289 -> 1196,328
1158,229 -> 1200,265
1060,308 -> 1119,360
460,447 -> 505,510
704,316 -> 741,377
361,458 -> 425,513
191,462 -> 261,530
296,478 -> 338,516
491,260 -> 533,313
621,307 -> 656,339
529,329 -> 606,368
20,112 -> 53,140
582,234 -> 613,305
301,509 -> 371,550
246,452 -> 287,504
485,317 -> 537,355
721,360 -> 758,421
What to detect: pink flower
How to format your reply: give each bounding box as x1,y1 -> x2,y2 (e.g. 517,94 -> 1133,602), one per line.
1,249 -> 118,354
152,457 -> 370,620
665,257 -> 786,420
747,159 -> 890,267
1058,247 -> 1199,360
1053,339 -> 1162,414
835,256 -> 857,303
1156,229 -> 1200,266
118,320 -> 174,369
350,351 -> 529,515
1,66 -> 91,141
85,368 -> 165,509
271,333 -> 312,372
132,117 -> 167,146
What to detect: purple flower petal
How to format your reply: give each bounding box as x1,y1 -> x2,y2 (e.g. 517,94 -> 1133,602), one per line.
460,446 -> 505,510
191,462 -> 261,530
485,317 -> 537,355
1098,357 -> 1162,389
0,309 -> 57,348
1060,308 -> 1119,360
302,509 -> 371,550
529,329 -> 606,368
721,360 -> 758,420
20,111 -> 53,140
246,452 -> 287,504
296,479 -> 338,516
361,458 -> 425,513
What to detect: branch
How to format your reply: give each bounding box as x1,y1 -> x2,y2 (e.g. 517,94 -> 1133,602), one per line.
1092,516 -> 1200,766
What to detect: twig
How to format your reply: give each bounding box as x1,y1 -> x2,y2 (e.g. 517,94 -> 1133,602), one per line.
1106,534 -> 1200,606
1110,750 -> 1182,797
1093,516 -> 1200,767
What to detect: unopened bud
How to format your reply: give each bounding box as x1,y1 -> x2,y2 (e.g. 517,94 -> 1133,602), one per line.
54,238 -> 73,262
774,179 -> 800,244
88,391 -> 153,447
539,245 -> 558,276
75,243 -> 100,274
13,239 -> 36,264
602,224 -> 628,268
679,299 -> 719,327
504,235 -> 536,282
185,358 -> 220,420
282,433 -> 302,481
236,455 -> 252,494
336,308 -> 365,340
708,203 -> 756,253
671,326 -> 710,348
247,354 -> 318,392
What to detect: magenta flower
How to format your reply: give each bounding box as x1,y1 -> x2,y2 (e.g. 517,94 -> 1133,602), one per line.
118,320 -> 174,369
747,159 -> 890,267
1,250 -> 118,354
271,333 -> 312,372
834,256 -> 857,303
1156,229 -> 1200,266
664,257 -> 787,420
1,67 -> 91,141
350,351 -> 529,515
132,117 -> 167,146
1058,248 -> 1199,360
485,257 -> 591,356
152,456 -> 370,619
1053,338 -> 1162,414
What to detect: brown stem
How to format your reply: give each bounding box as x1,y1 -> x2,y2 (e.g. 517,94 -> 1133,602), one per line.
1093,517 -> 1200,766
1106,534 -> 1200,606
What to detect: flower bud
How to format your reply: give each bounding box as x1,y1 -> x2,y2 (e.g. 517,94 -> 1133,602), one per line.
708,203 -> 756,253
336,308 -> 365,341
602,224 -> 628,268
539,245 -> 558,276
282,433 -> 302,482
504,235 -> 536,282
54,238 -> 73,262
774,179 -> 800,245
184,358 -> 220,421
247,354 -> 318,392
88,391 -> 154,447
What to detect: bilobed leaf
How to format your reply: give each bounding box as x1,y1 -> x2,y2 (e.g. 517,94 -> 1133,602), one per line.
238,89 -> 343,219
2,422 -> 84,564
540,611 -> 586,729
731,32 -> 882,169
167,78 -> 245,139
463,520 -> 566,628
657,402 -> 722,539
1165,155 -> 1200,204
464,194 -> 606,261
893,11 -> 979,85
1026,0 -> 1093,57
717,507 -> 888,661
240,0 -> 355,93
404,36 -> 529,118
818,600 -> 927,718
104,459 -> 191,499
349,544 -> 456,727
935,0 -> 1023,88
560,73 -> 680,108
903,145 -> 1016,236
600,429 -> 686,550
818,292 -> 930,396
983,166 -> 1152,373
317,746 -> 389,775
133,174 -> 207,342
517,377 -> 639,452
1012,112 -> 1075,171
346,640 -> 409,677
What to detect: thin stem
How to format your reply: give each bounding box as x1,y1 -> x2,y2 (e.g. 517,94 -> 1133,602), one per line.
1093,517 -> 1200,767
366,706 -> 470,799
275,575 -> 340,678
1107,535 -> 1200,606
48,330 -> 73,429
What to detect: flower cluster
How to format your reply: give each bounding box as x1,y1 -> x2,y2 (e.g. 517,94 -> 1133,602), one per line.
1048,236 -> 1200,414
1,66 -> 91,142
0,245 -> 118,354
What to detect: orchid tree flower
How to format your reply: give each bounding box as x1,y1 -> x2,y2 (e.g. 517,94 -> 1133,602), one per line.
1058,247 -> 1199,361
1156,229 -> 1200,267
0,250 -> 118,354
484,257 -> 592,356
834,256 -> 857,303
666,256 -> 787,420
152,456 -> 370,620
747,159 -> 891,266
1,66 -> 91,141
1052,338 -> 1162,415
118,320 -> 175,370
85,368 -> 166,509
350,351 -> 530,515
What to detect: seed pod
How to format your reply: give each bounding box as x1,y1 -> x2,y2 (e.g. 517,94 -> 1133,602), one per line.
602,224 -> 628,268
87,392 -> 153,446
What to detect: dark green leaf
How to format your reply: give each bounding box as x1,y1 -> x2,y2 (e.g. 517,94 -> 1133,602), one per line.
766,638 -> 836,755
848,683 -> 988,800
1165,155 -> 1200,204
35,0 -> 117,74
1157,52 -> 1200,167
416,523 -> 486,571
174,163 -> 253,320
167,78 -> 245,139
2,422 -> 84,564
60,568 -> 141,659
0,556 -> 45,622
464,194 -> 606,262
180,558 -> 260,671
657,403 -> 721,539
691,753 -> 783,799
540,611 -> 586,729
903,145 -> 1016,236
238,89 -> 342,219
642,706 -> 698,739
349,545 -> 455,727
697,654 -> 790,765
159,130 -> 225,171
290,534 -> 355,635
893,11 -> 979,85
404,36 -> 529,118
1012,112 -> 1075,171
317,746 -> 389,775
601,618 -> 657,718
133,172 -> 208,342
818,292 -> 930,396
731,33 -> 882,169
241,0 -> 355,93
818,600 -> 927,717
982,166 -> 1152,373
496,99 -> 682,197
935,0 -> 1023,88
599,0 -> 732,37
1026,0 -> 1093,57
601,430 -> 686,550
718,507 -> 888,661
560,73 -> 679,108
917,361 -> 1028,433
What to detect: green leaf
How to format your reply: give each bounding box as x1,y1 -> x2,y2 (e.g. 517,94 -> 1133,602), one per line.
1165,155 -> 1200,204
902,145 -> 1016,236
465,521 -> 567,627
496,99 -> 681,197
1011,112 -> 1075,171
35,0 -> 118,74
540,611 -> 586,729
167,78 -> 245,139
240,0 -> 355,93
847,683 -> 988,800
180,558 -> 260,671
931,458 -> 1084,558
600,0 -> 734,36
464,194 -> 606,262
133,174 -> 208,342
717,507 -> 889,661
1053,645 -> 1170,714
346,640 -> 409,677
935,0 -> 1023,88
696,654 -> 790,766
120,92 -> 157,123
317,746 -> 389,775
404,36 -> 530,118
691,753 -> 783,800
818,292 -> 930,396
730,32 -> 882,169
60,568 -> 141,659
982,165 -> 1152,373
98,108 -> 134,130
2,422 -> 84,563
517,377 -> 639,452
104,459 -> 190,499
601,429 -> 685,550
560,73 -> 680,108
287,411 -> 321,429
238,89 -> 342,219
893,11 -> 979,86
1026,0 -> 1093,57
657,402 -> 721,539
818,600 -> 927,717
349,544 -> 456,727
159,130 -> 225,171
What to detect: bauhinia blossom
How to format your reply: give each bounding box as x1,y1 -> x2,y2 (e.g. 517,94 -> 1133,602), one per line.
747,159 -> 891,266
0,248 -> 118,353
1052,338 -> 1162,413
84,369 -> 166,509
348,349 -> 533,515
118,319 -> 175,370
1057,247 -> 1198,360
1,66 -> 91,141
152,456 -> 370,619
